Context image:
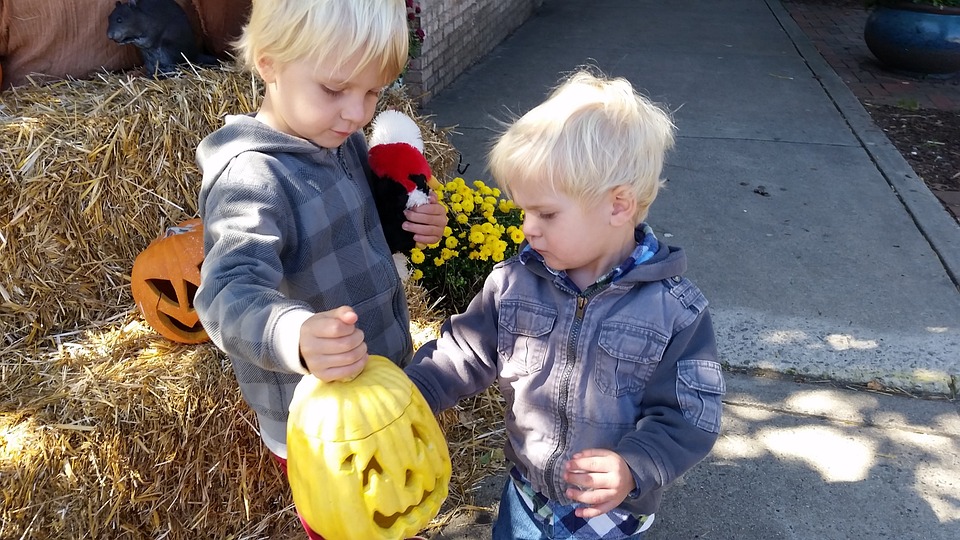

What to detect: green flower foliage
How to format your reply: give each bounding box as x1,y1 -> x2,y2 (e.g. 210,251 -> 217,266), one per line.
408,178 -> 524,313
406,0 -> 425,60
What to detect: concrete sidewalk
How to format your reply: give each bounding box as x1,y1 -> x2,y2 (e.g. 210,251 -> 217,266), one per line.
421,0 -> 960,395
413,0 -> 960,538
432,372 -> 960,539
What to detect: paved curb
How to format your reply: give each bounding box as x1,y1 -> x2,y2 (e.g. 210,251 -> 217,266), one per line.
767,0 -> 960,287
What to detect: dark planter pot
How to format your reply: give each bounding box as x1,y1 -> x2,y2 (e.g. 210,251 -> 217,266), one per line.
864,2 -> 960,75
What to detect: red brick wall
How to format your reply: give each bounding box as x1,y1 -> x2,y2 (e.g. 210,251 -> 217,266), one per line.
404,0 -> 542,104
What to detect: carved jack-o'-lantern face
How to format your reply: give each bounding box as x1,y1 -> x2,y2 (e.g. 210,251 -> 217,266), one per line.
287,355 -> 451,540
130,218 -> 208,344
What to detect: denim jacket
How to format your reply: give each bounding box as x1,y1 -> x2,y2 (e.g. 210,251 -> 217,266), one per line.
405,238 -> 724,515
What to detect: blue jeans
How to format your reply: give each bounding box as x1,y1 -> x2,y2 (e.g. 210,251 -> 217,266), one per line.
492,478 -> 545,539
491,479 -> 648,540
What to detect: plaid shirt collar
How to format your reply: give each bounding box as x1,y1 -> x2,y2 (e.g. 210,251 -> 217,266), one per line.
519,223 -> 659,292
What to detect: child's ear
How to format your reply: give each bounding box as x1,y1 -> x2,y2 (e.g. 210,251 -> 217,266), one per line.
609,185 -> 637,226
255,55 -> 277,84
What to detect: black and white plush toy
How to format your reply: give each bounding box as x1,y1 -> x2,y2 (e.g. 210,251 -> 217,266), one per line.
368,110 -> 439,254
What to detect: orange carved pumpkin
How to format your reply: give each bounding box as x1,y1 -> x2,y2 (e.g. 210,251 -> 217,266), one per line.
131,218 -> 209,344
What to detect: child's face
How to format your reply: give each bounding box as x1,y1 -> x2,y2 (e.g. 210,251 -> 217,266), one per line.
256,52 -> 388,148
511,183 -> 637,288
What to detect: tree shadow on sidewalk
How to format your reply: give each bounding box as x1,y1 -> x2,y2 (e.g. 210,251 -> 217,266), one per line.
435,373 -> 960,539
651,373 -> 960,539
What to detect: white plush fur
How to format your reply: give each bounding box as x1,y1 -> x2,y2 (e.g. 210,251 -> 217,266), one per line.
405,188 -> 429,208
369,110 -> 425,152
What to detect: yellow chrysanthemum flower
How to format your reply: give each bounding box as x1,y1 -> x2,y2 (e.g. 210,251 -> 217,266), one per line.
403,176 -> 523,310
410,248 -> 425,264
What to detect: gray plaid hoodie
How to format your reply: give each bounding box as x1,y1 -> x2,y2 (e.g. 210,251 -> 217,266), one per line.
195,115 -> 412,458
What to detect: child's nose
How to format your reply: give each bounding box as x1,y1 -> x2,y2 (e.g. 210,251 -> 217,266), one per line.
341,95 -> 366,123
522,219 -> 538,238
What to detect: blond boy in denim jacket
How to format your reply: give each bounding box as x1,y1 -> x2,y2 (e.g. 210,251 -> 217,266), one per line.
405,70 -> 724,540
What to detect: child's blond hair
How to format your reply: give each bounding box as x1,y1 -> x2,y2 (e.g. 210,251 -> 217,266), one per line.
235,0 -> 409,83
489,69 -> 675,223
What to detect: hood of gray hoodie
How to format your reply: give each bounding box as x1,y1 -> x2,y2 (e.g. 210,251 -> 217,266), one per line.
196,114 -> 343,212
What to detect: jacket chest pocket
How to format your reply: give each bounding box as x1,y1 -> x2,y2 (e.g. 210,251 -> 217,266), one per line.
498,301 -> 557,375
595,322 -> 668,397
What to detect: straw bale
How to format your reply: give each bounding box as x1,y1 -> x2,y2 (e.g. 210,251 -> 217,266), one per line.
0,65 -> 259,346
0,62 -> 485,538
0,65 -> 458,347
0,280 -> 505,539
0,318 -> 302,539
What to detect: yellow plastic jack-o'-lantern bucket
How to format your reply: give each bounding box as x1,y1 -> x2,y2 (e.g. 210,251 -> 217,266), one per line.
287,355 -> 451,540
130,218 -> 208,344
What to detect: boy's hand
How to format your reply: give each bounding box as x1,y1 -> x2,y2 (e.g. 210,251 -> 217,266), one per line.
299,306 -> 368,382
403,191 -> 448,246
563,448 -> 636,518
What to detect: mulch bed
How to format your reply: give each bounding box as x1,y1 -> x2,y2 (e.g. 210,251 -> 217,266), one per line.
784,0 -> 960,222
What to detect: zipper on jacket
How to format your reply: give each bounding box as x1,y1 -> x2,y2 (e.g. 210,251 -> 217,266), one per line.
543,294 -> 588,500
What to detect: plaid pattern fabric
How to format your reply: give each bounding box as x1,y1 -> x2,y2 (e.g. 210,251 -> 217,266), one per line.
520,223 -> 660,291
598,223 -> 659,285
509,468 -> 651,539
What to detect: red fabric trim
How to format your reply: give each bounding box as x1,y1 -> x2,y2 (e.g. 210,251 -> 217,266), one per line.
368,142 -> 432,194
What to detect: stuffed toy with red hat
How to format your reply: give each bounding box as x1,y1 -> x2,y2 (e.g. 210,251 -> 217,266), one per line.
368,110 -> 440,253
